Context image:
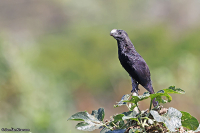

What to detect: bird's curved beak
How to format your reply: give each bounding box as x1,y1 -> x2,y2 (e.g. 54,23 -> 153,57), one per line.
110,29 -> 117,36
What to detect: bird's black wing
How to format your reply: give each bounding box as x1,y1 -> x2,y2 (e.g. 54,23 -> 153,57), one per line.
130,56 -> 151,86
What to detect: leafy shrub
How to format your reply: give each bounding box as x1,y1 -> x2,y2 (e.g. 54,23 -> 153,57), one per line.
68,86 -> 200,133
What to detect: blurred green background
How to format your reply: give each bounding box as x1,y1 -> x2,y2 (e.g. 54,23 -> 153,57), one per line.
0,0 -> 200,133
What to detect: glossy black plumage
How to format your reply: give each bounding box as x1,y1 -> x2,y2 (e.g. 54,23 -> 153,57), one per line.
110,29 -> 158,107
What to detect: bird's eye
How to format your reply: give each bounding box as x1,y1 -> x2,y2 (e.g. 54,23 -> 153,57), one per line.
118,31 -> 122,35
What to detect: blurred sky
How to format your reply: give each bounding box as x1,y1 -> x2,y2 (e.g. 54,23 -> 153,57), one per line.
0,0 -> 200,133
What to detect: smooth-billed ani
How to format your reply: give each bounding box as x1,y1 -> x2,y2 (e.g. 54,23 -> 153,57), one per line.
110,29 -> 158,107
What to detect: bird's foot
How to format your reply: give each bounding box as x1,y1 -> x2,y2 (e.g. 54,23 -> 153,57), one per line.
131,88 -> 139,95
131,82 -> 139,94
136,85 -> 140,92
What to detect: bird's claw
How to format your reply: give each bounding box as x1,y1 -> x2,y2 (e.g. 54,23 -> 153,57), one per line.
131,82 -> 139,94
136,86 -> 140,92
131,88 -> 139,95
131,89 -> 137,93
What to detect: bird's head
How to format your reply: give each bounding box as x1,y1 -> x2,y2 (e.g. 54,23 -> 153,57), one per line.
110,29 -> 128,41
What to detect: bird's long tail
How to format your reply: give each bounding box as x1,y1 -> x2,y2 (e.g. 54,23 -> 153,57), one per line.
144,82 -> 158,107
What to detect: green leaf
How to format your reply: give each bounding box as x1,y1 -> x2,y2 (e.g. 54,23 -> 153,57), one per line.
122,110 -> 138,122
180,111 -> 199,131
113,114 -> 124,122
119,120 -> 125,128
68,111 -> 104,131
76,122 -> 102,131
165,86 -> 185,94
150,107 -> 182,132
68,111 -> 90,121
150,91 -> 172,103
130,104 -> 137,111
114,94 -> 131,108
122,111 -> 134,116
91,108 -> 105,121
123,92 -> 150,104
150,86 -> 185,104
98,108 -> 105,121
155,95 -> 168,104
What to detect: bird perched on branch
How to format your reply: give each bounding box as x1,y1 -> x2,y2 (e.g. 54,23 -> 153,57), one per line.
110,29 -> 158,107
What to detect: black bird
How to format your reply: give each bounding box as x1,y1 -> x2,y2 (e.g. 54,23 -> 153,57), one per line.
110,29 -> 158,107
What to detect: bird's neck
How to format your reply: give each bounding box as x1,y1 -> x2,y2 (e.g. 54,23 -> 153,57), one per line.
117,38 -> 136,53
